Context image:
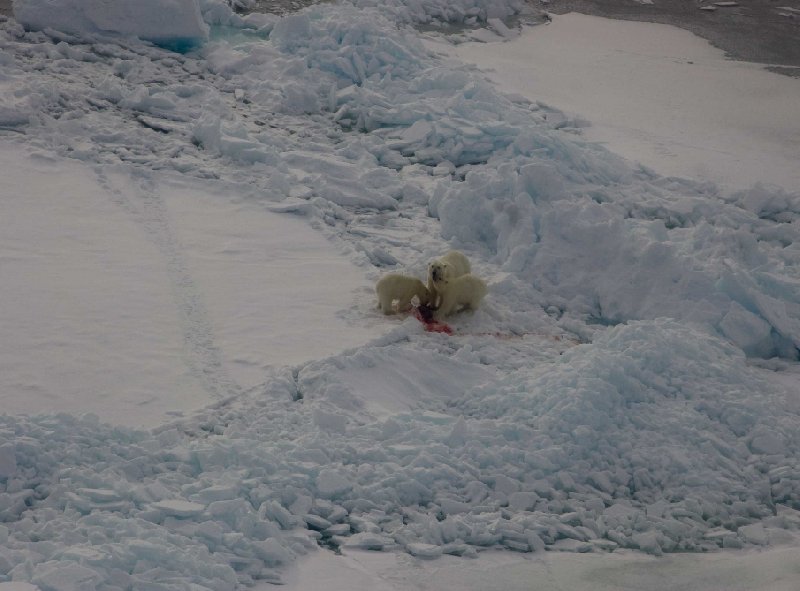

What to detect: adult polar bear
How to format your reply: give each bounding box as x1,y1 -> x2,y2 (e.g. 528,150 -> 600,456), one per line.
427,250 -> 471,308
427,250 -> 487,321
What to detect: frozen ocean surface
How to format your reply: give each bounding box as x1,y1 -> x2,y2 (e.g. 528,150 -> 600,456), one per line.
1,0 -> 799,589
443,12 -> 800,194
0,146 -> 382,425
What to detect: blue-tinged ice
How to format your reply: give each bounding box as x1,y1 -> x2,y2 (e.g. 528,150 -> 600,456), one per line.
13,0 -> 210,51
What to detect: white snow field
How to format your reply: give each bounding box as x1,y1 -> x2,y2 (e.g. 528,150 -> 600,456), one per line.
281,545 -> 800,591
1,0 -> 799,589
443,12 -> 800,194
0,145 -> 381,427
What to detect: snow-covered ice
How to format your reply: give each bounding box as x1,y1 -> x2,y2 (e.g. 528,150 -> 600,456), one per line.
281,546 -> 800,591
1,0 -> 799,589
13,0 -> 210,50
443,12 -> 800,193
0,145 -> 380,427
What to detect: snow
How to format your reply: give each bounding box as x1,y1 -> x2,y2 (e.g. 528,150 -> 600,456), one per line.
0,146 -> 379,427
443,12 -> 800,193
281,546 -> 800,591
0,0 -> 799,590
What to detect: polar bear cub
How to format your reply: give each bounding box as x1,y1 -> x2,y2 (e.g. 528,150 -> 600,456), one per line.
427,250 -> 471,308
375,273 -> 431,315
431,273 -> 487,321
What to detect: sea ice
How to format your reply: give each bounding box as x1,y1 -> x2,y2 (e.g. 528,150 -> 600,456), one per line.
14,0 -> 209,50
0,1 -> 799,589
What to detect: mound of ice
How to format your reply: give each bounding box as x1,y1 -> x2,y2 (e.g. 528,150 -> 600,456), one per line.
431,139 -> 800,359
13,0 -> 209,50
3,323 -> 798,588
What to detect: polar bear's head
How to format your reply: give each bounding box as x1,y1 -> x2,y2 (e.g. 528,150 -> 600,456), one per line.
427,261 -> 452,287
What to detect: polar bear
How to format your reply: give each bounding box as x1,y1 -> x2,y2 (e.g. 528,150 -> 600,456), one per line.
375,273 -> 431,315
427,250 -> 471,308
430,273 -> 487,321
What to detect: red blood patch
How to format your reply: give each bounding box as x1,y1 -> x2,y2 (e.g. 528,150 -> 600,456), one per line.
412,305 -> 453,335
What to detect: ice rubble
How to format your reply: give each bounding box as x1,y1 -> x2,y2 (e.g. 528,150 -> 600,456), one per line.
432,158 -> 800,358
1,0 -> 800,588
10,0 -> 526,50
2,322 -> 799,588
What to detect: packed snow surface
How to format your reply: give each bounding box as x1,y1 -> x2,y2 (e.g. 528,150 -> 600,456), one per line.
280,546 -> 800,591
444,12 -> 800,193
0,146 -> 381,426
1,0 -> 799,589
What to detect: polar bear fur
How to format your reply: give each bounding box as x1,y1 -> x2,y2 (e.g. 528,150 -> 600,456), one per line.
430,273 -> 487,321
427,250 -> 471,308
375,273 -> 431,314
